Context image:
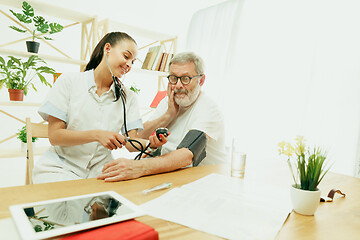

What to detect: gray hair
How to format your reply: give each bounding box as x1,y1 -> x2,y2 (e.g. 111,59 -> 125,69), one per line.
169,52 -> 204,74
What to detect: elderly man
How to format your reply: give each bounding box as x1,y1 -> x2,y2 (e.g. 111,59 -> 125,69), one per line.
97,52 -> 226,182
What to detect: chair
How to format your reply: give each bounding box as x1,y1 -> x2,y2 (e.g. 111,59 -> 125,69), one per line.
25,118 -> 48,185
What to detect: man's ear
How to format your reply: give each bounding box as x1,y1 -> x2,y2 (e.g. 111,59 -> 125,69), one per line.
199,74 -> 205,86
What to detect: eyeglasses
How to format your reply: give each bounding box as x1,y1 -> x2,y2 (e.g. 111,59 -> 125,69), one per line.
167,74 -> 202,85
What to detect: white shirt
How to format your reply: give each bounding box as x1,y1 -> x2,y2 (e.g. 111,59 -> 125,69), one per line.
36,70 -> 143,178
149,92 -> 227,165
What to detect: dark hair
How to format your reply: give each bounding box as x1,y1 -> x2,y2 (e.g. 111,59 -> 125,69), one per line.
85,32 -> 137,102
85,32 -> 136,71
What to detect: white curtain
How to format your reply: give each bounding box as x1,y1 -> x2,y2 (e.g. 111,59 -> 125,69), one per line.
186,0 -> 360,177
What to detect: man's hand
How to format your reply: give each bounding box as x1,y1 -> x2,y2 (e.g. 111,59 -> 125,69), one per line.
95,130 -> 127,150
148,131 -> 170,149
166,87 -> 179,120
97,158 -> 144,182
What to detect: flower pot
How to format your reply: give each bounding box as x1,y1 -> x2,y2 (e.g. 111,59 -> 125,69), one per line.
8,89 -> 24,101
21,142 -> 36,153
290,185 -> 321,215
26,41 -> 40,53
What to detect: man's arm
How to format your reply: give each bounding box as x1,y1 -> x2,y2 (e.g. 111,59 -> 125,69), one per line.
97,148 -> 193,182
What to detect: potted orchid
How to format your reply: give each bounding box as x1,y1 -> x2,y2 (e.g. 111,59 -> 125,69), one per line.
278,136 -> 331,215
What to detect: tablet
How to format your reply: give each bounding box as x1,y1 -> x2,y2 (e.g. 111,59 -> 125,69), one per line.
9,191 -> 144,240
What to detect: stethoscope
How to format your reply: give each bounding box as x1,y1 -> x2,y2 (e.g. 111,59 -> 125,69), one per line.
104,52 -> 153,159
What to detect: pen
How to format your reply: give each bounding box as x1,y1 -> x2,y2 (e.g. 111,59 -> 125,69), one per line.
142,182 -> 172,195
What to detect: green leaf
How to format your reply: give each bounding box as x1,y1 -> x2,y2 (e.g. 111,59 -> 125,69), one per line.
0,56 -> 5,65
37,23 -> 49,34
43,36 -> 53,40
34,225 -> 42,232
9,10 -> 32,23
49,23 -> 63,34
22,1 -> 34,17
36,73 -> 51,87
130,85 -> 141,94
9,26 -> 27,33
25,55 -> 38,68
33,16 -> 46,26
8,56 -> 21,67
30,82 -> 37,91
36,66 -> 56,75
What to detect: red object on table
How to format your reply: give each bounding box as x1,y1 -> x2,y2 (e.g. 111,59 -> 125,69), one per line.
60,219 -> 158,240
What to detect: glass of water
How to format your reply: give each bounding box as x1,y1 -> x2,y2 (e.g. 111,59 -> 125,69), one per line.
231,138 -> 246,178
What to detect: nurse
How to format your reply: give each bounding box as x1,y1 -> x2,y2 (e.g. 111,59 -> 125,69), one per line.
33,32 -> 166,183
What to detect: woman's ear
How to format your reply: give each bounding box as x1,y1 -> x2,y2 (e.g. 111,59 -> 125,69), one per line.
104,43 -> 111,55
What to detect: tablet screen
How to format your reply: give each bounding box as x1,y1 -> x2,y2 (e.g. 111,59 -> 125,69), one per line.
10,191 -> 144,240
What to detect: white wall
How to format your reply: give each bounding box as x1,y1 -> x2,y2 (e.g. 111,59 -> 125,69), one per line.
186,0 -> 360,177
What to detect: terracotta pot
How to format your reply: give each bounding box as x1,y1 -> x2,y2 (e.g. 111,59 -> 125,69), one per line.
26,41 -> 40,53
290,185 -> 321,215
8,89 -> 24,101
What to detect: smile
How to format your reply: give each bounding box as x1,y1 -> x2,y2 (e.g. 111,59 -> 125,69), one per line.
120,67 -> 127,74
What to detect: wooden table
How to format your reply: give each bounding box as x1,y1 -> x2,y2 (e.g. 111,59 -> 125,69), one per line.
0,165 -> 359,239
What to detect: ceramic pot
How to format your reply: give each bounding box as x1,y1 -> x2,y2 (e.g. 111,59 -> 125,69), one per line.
21,142 -> 36,153
26,41 -> 40,53
290,185 -> 321,215
8,89 -> 24,101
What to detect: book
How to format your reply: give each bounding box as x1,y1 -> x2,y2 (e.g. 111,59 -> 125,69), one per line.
141,46 -> 157,70
146,46 -> 160,70
60,219 -> 158,240
164,53 -> 174,72
159,53 -> 169,72
150,45 -> 164,71
154,53 -> 165,71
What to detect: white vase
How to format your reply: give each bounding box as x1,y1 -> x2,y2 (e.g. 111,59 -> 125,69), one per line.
21,142 -> 36,153
290,185 -> 321,216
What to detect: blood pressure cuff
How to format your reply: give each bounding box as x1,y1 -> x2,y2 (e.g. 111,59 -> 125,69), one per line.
177,129 -> 207,167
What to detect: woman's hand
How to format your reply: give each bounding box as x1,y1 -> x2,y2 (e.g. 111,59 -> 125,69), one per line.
95,130 -> 127,150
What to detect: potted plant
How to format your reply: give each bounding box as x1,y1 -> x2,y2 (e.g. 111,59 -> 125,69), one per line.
17,125 -> 38,152
0,55 -> 57,101
278,136 -> 331,215
9,1 -> 63,53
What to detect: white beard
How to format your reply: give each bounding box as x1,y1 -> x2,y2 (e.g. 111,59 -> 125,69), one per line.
174,83 -> 201,108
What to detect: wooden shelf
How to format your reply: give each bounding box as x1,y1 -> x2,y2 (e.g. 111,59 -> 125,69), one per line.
0,146 -> 49,158
0,47 -> 87,65
102,19 -> 175,41
0,101 -> 41,107
131,68 -> 168,75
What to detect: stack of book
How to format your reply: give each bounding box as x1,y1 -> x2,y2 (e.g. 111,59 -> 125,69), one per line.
141,45 -> 173,72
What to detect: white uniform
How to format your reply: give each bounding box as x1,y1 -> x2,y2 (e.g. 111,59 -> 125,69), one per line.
149,92 -> 226,165
34,70 -> 143,183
